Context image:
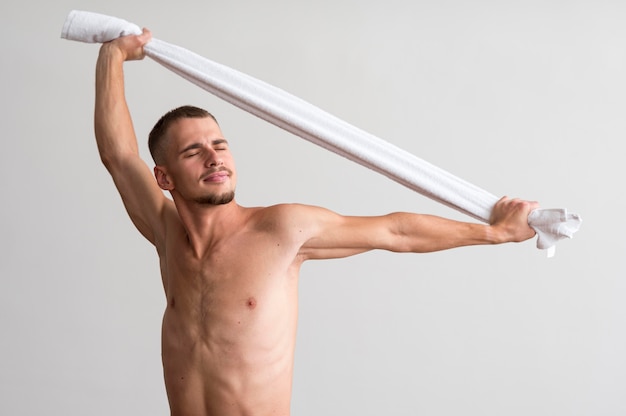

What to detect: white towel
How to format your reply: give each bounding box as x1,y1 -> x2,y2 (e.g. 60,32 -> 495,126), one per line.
61,10 -> 582,254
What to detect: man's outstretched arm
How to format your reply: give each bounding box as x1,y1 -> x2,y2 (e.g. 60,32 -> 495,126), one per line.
297,196 -> 539,259
94,30 -> 167,245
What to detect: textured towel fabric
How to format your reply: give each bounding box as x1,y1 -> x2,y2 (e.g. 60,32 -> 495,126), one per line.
61,10 -> 582,253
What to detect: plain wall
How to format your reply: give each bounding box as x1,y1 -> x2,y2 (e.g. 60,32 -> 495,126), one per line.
1,1 -> 624,415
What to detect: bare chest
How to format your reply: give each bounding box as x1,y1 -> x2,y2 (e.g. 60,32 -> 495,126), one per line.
159,227 -> 301,325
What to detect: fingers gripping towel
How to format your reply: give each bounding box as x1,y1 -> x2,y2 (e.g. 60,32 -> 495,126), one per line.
61,10 -> 582,255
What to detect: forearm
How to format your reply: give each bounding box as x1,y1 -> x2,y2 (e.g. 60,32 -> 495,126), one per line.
94,44 -> 139,169
388,212 -> 501,253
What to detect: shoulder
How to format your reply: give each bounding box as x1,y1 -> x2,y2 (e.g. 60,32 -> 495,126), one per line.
254,203 -> 317,218
244,204 -> 392,260
247,203 -> 342,237
252,203 -> 338,225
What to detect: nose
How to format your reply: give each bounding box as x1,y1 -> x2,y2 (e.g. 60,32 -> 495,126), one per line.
204,148 -> 223,167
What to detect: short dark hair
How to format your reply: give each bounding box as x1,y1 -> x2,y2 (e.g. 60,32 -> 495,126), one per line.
148,105 -> 218,165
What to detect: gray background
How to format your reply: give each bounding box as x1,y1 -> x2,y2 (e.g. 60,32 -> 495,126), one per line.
1,1 -> 624,415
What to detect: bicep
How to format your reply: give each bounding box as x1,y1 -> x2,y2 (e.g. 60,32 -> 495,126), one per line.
107,155 -> 168,245
298,207 -> 397,260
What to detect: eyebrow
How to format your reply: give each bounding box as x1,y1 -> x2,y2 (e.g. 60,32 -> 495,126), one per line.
179,139 -> 229,154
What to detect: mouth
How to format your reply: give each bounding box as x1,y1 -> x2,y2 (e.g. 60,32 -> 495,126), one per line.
201,169 -> 231,183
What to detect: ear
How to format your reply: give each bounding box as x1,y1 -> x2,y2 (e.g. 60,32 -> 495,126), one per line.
154,166 -> 174,191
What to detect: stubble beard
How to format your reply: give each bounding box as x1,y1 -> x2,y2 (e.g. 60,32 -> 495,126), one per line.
194,190 -> 235,205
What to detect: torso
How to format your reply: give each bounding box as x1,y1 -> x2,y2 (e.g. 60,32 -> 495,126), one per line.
157,203 -> 304,416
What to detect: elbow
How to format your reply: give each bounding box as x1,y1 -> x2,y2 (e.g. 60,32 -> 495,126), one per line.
385,233 -> 431,254
99,152 -> 118,173
98,150 -> 132,174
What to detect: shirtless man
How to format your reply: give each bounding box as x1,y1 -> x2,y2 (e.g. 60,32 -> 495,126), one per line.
94,29 -> 538,416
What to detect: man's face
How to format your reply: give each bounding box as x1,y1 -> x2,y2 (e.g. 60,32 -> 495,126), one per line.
158,116 -> 237,205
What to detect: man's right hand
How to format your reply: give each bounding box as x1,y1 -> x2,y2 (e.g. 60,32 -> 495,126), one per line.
99,28 -> 152,62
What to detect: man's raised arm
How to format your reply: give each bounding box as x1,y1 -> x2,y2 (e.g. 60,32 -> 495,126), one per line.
94,29 -> 167,245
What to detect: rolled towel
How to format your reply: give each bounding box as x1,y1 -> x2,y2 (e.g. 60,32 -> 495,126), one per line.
61,10 -> 582,254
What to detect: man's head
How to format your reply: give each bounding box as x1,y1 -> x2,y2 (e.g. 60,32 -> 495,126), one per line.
150,106 -> 237,206
149,105 -> 218,165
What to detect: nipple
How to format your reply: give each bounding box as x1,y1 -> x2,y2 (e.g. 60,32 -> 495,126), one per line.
246,297 -> 257,309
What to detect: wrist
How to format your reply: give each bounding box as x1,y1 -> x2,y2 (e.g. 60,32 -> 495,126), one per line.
485,224 -> 506,245
98,43 -> 126,63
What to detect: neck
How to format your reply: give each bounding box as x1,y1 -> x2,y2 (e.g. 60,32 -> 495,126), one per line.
172,195 -> 244,257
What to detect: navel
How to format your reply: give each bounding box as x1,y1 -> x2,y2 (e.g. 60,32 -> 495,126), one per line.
246,297 -> 257,309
